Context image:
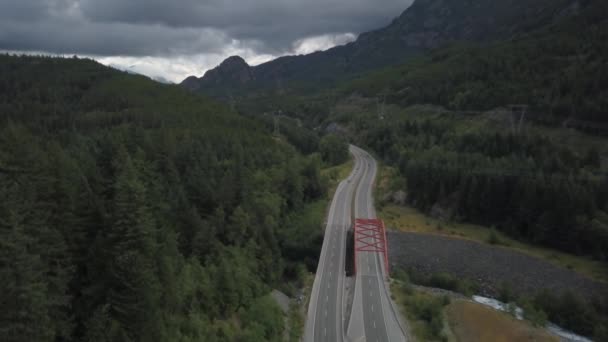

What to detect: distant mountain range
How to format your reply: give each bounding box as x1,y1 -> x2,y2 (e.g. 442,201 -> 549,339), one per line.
181,0 -> 580,98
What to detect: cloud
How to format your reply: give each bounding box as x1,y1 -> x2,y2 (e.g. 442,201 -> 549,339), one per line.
0,0 -> 413,81
97,48 -> 278,83
0,5 -> 242,57
292,33 -> 357,55
78,0 -> 411,50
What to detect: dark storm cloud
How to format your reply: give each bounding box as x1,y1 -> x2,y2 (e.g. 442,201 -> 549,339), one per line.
0,18 -> 232,56
79,0 -> 411,50
0,0 -> 412,56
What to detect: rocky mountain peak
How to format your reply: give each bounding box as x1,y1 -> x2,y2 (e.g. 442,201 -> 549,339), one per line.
220,55 -> 249,67
200,55 -> 253,86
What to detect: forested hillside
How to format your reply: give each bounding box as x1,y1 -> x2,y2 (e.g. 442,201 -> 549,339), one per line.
0,55 -> 327,342
328,102 -> 608,338
329,1 -> 608,268
354,107 -> 608,260
344,0 -> 608,130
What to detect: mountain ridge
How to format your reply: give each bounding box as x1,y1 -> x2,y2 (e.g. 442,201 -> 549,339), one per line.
181,0 -> 579,98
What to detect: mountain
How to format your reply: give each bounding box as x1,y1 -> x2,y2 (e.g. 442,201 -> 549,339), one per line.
181,0 -> 580,98
182,56 -> 252,93
340,0 -> 607,129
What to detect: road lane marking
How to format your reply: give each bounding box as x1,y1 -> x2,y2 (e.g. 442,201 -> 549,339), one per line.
371,304 -> 374,312
373,320 -> 376,328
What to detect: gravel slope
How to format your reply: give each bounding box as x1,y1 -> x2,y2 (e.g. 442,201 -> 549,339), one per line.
388,232 -> 607,299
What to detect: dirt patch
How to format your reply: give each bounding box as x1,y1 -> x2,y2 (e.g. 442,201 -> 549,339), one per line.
446,300 -> 558,342
388,232 -> 607,300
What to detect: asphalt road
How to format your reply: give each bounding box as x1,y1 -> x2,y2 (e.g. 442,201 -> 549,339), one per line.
304,145 -> 406,342
350,145 -> 406,342
303,147 -> 366,342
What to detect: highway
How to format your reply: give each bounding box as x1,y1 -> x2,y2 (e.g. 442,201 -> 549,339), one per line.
349,145 -> 406,342
304,146 -> 365,342
304,145 -> 407,342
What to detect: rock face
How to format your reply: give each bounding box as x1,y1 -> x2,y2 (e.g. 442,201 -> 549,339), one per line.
183,56 -> 254,92
181,0 -> 579,98
203,56 -> 253,85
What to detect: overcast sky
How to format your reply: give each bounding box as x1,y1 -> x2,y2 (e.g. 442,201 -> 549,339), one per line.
0,0 -> 413,82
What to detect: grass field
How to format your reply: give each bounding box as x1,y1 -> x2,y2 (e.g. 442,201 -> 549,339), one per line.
446,300 -> 558,342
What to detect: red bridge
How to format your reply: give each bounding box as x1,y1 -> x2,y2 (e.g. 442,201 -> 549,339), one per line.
353,218 -> 389,277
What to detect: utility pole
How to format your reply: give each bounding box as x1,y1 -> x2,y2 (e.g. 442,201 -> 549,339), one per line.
377,91 -> 387,120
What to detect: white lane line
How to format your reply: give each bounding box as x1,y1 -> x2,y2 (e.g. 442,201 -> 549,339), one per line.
324,327 -> 327,336
373,320 -> 376,329
325,309 -> 327,317
326,295 -> 328,302
371,304 -> 374,313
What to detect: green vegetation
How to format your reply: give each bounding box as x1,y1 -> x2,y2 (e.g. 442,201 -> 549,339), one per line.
319,134 -> 349,166
357,106 -> 608,261
397,267 -> 608,339
533,290 -> 608,339
240,295 -> 285,341
287,302 -> 304,342
279,200 -> 328,279
392,273 -> 450,342
343,0 -> 608,130
402,269 -> 480,297
487,228 -> 503,246
394,270 -> 559,342
0,55 -> 328,342
518,299 -> 548,327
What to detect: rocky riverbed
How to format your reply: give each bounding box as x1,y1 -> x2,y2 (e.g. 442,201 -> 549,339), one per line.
387,231 -> 607,300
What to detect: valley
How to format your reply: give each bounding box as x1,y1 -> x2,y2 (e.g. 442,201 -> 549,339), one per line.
2,0 -> 607,341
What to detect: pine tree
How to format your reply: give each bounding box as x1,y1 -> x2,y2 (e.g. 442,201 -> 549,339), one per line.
105,148 -> 161,341
0,200 -> 53,342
